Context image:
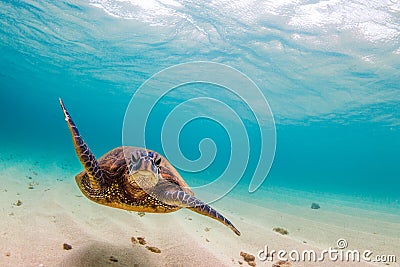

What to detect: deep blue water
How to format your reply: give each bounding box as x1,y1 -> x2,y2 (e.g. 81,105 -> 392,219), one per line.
1,0 -> 399,203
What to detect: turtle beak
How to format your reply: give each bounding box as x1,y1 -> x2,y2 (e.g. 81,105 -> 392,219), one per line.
135,157 -> 159,176
130,151 -> 158,175
128,152 -> 160,190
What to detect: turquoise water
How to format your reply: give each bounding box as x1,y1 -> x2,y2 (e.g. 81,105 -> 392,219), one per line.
1,0 -> 399,205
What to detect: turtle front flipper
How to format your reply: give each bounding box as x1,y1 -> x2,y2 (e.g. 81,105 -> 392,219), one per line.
155,189 -> 241,236
59,98 -> 104,191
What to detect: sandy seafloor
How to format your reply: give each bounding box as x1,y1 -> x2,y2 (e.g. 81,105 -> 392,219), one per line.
1,147 -> 399,267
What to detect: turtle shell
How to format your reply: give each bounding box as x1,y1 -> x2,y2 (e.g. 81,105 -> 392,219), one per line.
75,146 -> 194,213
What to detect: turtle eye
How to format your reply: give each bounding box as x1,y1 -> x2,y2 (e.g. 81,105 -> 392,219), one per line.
132,151 -> 140,162
155,156 -> 162,166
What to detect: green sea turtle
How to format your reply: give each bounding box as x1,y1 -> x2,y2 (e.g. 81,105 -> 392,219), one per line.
59,99 -> 240,236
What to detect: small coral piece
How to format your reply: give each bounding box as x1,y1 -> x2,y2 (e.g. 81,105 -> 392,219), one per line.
273,227 -> 289,235
146,246 -> 161,253
272,260 -> 292,267
311,203 -> 320,209
63,243 -> 72,250
240,251 -> 256,266
137,237 -> 146,245
109,255 -> 118,262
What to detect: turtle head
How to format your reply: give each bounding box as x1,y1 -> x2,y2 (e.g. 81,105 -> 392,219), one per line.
128,150 -> 162,190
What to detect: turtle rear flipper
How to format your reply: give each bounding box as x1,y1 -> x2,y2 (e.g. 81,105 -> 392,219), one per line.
59,98 -> 104,191
155,189 -> 241,236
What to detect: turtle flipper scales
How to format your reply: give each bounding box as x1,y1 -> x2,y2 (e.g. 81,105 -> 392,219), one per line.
59,98 -> 104,191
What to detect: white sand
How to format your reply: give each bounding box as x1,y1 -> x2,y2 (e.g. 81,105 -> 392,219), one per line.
0,156 -> 399,267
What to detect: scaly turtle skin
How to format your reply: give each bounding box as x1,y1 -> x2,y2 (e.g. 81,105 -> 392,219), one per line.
59,99 -> 240,236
